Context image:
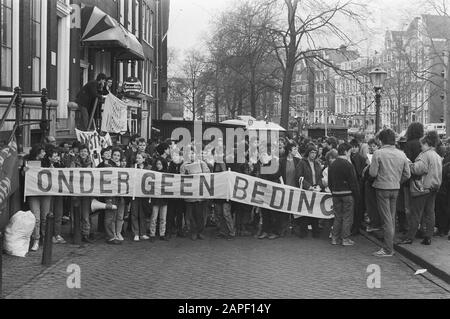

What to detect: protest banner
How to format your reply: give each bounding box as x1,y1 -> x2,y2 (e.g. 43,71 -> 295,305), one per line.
75,129 -> 113,166
0,140 -> 19,208
24,167 -> 333,219
101,93 -> 128,133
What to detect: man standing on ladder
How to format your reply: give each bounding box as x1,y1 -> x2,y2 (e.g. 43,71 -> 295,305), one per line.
76,73 -> 107,131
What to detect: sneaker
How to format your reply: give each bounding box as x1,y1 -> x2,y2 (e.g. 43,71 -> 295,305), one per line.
373,248 -> 394,257
331,237 -> 339,245
226,235 -> 235,241
258,232 -> 269,239
268,234 -> 279,240
140,235 -> 150,240
342,238 -> 355,246
53,235 -> 66,244
366,226 -> 381,233
133,235 -> 140,241
30,240 -> 39,251
116,233 -> 124,241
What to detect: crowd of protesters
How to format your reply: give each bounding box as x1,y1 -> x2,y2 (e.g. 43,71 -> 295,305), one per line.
19,122 -> 450,258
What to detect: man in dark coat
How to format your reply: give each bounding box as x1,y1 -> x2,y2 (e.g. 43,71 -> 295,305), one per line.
403,122 -> 425,237
297,145 -> 324,238
76,73 -> 107,131
349,138 -> 367,235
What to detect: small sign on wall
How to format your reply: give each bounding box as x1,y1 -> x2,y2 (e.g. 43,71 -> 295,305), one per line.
51,51 -> 57,66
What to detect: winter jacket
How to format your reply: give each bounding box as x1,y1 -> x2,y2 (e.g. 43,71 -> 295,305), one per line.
279,156 -> 302,187
328,157 -> 360,197
410,148 -> 442,195
369,145 -> 411,190
297,158 -> 323,190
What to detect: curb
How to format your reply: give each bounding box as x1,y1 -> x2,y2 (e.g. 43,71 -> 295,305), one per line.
393,243 -> 450,285
360,229 -> 450,285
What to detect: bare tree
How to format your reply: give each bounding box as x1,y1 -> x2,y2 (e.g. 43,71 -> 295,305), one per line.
171,49 -> 208,120
208,0 -> 281,118
266,0 -> 366,129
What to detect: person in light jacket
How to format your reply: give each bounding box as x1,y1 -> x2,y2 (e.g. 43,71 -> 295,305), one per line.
398,131 -> 442,246
369,128 -> 411,257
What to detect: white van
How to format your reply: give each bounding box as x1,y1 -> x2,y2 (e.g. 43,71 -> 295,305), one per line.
425,123 -> 446,137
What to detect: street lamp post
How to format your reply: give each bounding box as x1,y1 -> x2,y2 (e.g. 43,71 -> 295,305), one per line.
369,67 -> 388,133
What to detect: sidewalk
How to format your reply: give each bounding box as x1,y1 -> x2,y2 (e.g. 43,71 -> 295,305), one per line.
362,229 -> 450,285
394,236 -> 450,284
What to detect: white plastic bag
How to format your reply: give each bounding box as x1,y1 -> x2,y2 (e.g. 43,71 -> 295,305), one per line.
3,210 -> 36,257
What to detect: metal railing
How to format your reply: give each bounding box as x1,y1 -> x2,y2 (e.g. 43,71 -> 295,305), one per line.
0,87 -> 51,153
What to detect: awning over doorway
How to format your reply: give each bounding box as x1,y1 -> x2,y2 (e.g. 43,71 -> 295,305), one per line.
81,6 -> 145,61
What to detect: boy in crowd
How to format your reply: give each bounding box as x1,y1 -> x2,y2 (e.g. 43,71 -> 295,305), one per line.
328,143 -> 360,246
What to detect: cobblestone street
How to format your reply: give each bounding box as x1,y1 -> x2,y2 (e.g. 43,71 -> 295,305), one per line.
3,229 -> 450,299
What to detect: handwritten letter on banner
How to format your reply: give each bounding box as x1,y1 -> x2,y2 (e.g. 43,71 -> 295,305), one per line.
101,93 -> 128,133
24,168 -> 334,219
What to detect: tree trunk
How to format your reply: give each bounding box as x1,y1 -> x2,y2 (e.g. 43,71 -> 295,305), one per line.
280,57 -> 295,129
237,92 -> 243,116
250,71 -> 257,117
280,0 -> 298,129
215,87 -> 220,123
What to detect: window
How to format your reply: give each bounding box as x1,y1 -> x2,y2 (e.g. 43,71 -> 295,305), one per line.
142,4 -> 153,45
31,0 -> 41,92
119,0 -> 125,25
127,0 -> 132,32
134,0 -> 139,37
0,0 -> 12,90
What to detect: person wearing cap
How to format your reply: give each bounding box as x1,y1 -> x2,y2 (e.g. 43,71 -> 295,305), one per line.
297,145 -> 324,238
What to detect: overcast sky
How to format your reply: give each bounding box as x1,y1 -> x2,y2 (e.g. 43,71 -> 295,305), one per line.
168,0 -> 434,62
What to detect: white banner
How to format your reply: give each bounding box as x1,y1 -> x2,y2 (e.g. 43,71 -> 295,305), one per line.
24,168 -> 334,219
101,93 -> 128,133
75,129 -> 113,166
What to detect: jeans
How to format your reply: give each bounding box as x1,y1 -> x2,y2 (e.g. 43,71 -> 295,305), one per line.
51,196 -> 64,236
435,192 -> 450,234
131,198 -> 147,236
75,197 -> 92,237
28,196 -> 52,240
351,180 -> 364,234
375,189 -> 399,253
332,195 -> 354,240
167,199 -> 185,235
150,204 -> 168,237
365,181 -> 381,228
235,203 -> 253,234
186,201 -> 205,236
406,192 -> 437,240
261,209 -> 277,235
115,198 -> 125,236
214,200 -> 235,236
